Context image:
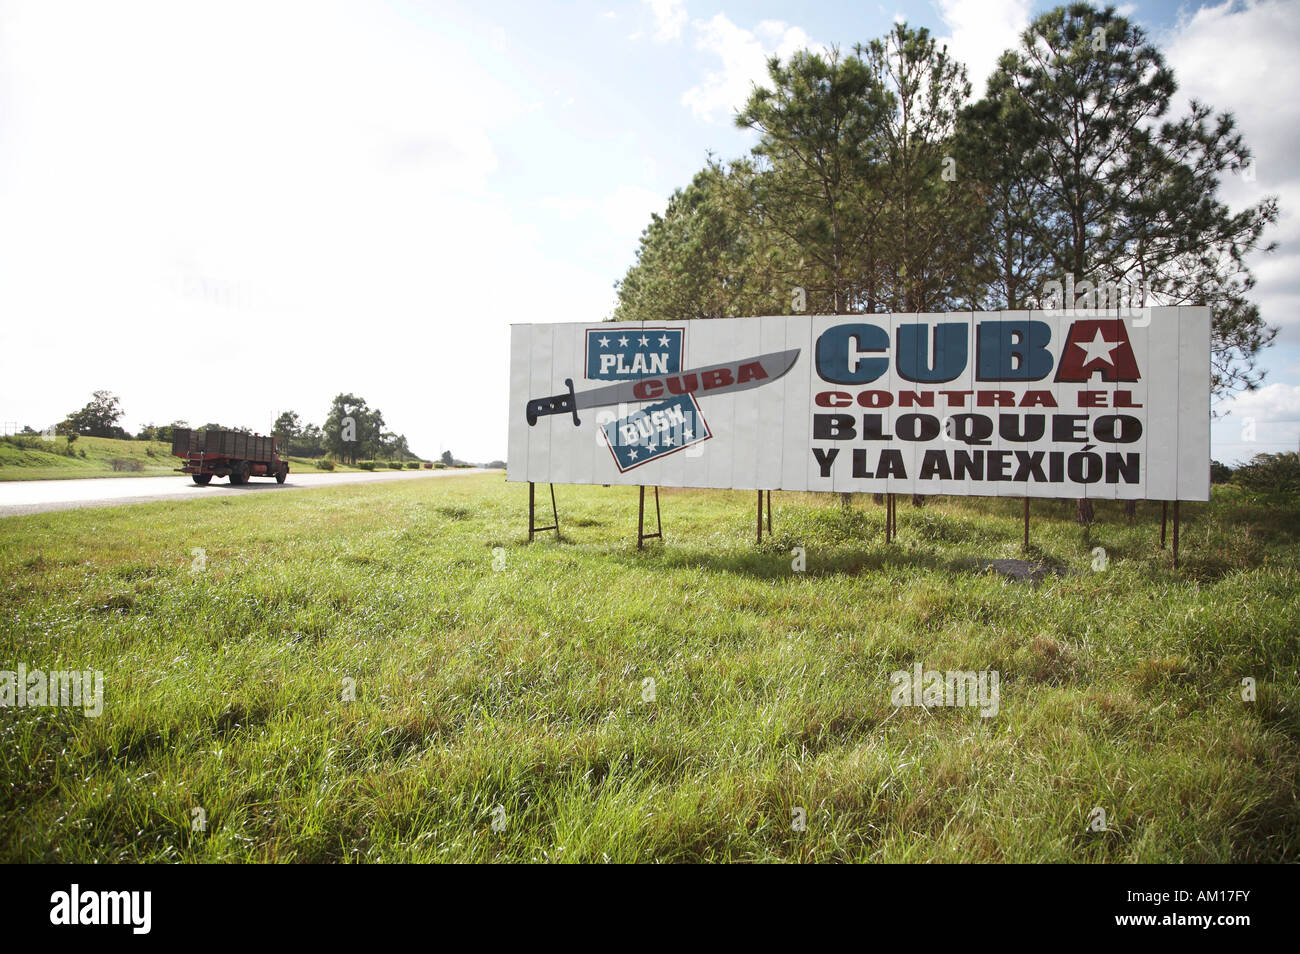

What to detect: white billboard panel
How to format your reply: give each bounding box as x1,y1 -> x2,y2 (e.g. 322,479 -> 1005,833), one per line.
507,309 -> 1210,501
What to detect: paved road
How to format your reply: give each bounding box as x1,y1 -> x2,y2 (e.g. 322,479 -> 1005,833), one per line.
0,468 -> 496,518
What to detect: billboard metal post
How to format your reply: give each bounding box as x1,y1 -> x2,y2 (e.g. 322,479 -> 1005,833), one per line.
527,482 -> 560,542
756,490 -> 773,544
1172,500 -> 1180,568
637,485 -> 662,549
1160,501 -> 1168,549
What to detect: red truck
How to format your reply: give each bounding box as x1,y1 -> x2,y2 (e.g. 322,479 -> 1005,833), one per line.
172,427 -> 289,485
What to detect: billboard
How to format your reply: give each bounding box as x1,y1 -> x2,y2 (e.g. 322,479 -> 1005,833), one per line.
508,308 -> 1210,501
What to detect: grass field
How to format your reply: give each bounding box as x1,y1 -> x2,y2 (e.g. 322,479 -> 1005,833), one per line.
0,434 -> 177,480
0,434 -> 359,481
1,473 -> 1296,862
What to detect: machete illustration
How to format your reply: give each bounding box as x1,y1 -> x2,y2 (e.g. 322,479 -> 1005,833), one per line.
526,348 -> 800,426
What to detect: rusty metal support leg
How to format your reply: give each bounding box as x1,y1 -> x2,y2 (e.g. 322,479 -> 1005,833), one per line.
528,481 -> 560,542
756,489 -> 763,544
1023,497 -> 1030,549
766,490 -> 772,534
637,486 -> 663,549
1160,501 -> 1168,549
1172,500 -> 1180,569
655,486 -> 661,541
886,493 -> 893,544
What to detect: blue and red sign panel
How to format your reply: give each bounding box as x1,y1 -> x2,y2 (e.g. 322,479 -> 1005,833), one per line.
600,393 -> 711,472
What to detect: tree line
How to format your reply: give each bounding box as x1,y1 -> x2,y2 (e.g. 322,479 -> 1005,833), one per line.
33,390 -> 423,464
272,394 -> 416,465
612,4 -> 1278,520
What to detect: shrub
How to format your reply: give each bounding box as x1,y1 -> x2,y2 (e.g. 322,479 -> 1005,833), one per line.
433,462 -> 447,470
1210,460 -> 1233,484
4,435 -> 45,451
315,458 -> 335,471
358,460 -> 376,471
109,458 -> 144,472
1233,452 -> 1300,502
387,461 -> 402,470
406,460 -> 420,469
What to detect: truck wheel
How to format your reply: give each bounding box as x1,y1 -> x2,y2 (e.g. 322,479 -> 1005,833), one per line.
275,468 -> 287,484
192,474 -> 212,486
229,462 -> 248,485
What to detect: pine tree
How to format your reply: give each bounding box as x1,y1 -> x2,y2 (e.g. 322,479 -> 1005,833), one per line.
982,3 -> 1277,521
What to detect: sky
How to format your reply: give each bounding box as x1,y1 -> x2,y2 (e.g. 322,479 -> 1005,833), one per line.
0,0 -> 1296,464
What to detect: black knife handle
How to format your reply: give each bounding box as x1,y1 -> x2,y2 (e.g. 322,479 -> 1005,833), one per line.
526,378 -> 581,427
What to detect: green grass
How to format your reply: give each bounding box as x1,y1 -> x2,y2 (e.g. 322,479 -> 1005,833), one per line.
0,434 -> 177,480
0,434 -> 359,480
1,474 -> 1296,862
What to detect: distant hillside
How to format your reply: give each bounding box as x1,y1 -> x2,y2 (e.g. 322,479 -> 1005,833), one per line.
0,434 -> 176,481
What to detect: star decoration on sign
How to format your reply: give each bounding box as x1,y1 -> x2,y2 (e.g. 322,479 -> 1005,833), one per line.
628,449 -> 638,460
618,335 -> 629,347
663,435 -> 675,446
658,334 -> 670,347
638,335 -> 649,347
598,336 -> 610,347
1074,329 -> 1119,366
683,428 -> 693,440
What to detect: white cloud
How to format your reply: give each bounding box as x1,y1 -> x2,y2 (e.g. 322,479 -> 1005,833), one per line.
0,1 -> 612,461
1164,0 -> 1300,337
1164,1 -> 1300,167
644,0 -> 687,42
601,184 -> 667,238
934,0 -> 1032,95
537,185 -> 665,241
1219,382 -> 1300,422
1213,382 -> 1300,461
682,14 -> 816,122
